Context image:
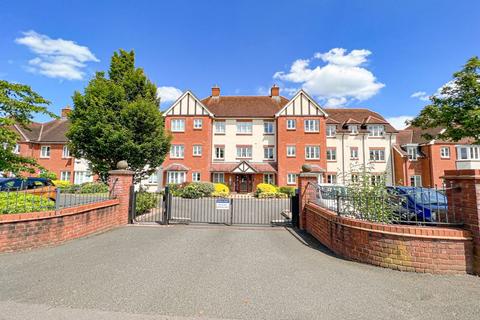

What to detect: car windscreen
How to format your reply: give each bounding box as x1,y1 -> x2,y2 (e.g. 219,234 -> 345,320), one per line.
319,186 -> 347,199
410,189 -> 447,205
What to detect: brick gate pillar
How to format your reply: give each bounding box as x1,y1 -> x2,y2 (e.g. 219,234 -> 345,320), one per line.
298,172 -> 318,230
108,161 -> 135,225
444,169 -> 480,275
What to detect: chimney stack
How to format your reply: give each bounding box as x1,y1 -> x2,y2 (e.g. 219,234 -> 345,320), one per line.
61,106 -> 72,118
211,85 -> 220,97
270,84 -> 279,97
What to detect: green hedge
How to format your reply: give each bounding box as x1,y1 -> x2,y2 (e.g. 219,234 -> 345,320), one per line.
135,192 -> 159,215
61,182 -> 109,194
278,186 -> 296,197
167,182 -> 215,199
0,193 -> 55,214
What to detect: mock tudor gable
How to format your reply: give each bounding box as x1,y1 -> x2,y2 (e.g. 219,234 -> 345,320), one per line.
163,91 -> 213,117
275,90 -> 328,117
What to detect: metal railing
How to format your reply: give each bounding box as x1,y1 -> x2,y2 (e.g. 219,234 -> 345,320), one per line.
312,183 -> 461,226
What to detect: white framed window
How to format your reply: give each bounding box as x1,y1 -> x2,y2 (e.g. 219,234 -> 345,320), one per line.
213,172 -> 225,183
236,121 -> 252,134
264,146 -> 275,160
192,172 -> 201,182
326,148 -> 336,161
60,171 -> 71,182
326,125 -> 336,137
287,173 -> 297,185
62,145 -> 70,158
287,119 -> 296,130
305,146 -> 320,159
327,174 -> 337,184
264,173 -> 275,185
147,172 -> 158,184
236,146 -> 252,158
367,125 -> 385,137
171,119 -> 185,132
304,119 -> 319,132
264,121 -> 274,134
369,149 -> 385,161
167,171 -> 186,184
350,147 -> 359,159
440,147 -> 450,159
170,145 -> 184,159
193,119 -> 203,129
214,146 -> 225,160
193,145 -> 202,156
13,144 -> 20,154
214,121 -> 225,134
348,125 -> 358,134
287,145 -> 296,157
410,175 -> 422,187
407,146 -> 419,160
457,145 -> 480,160
74,170 -> 93,184
40,146 -> 50,158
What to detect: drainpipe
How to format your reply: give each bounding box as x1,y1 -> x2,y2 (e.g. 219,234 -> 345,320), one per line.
390,133 -> 395,185
362,134 -> 366,172
341,133 -> 345,184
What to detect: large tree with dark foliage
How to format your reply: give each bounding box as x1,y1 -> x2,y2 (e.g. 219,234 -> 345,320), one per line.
67,49 -> 170,182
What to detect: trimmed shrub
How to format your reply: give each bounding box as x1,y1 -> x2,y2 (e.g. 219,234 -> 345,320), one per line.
257,192 -> 278,199
39,171 -> 57,180
178,182 -> 215,199
279,186 -> 296,197
255,183 -> 278,194
214,183 -> 230,194
212,191 -> 229,198
52,180 -> 71,188
0,192 -> 55,214
79,182 -> 109,194
135,192 -> 159,215
276,192 -> 289,198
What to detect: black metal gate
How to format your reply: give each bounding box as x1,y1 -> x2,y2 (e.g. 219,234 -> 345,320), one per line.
130,187 -> 298,227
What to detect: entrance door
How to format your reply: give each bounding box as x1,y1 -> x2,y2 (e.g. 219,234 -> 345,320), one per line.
235,174 -> 252,193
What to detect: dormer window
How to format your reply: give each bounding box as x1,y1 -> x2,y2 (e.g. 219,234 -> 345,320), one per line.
348,125 -> 358,134
367,125 -> 384,137
407,146 -> 419,160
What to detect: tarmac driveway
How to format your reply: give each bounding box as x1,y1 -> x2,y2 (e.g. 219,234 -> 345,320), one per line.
0,226 -> 479,320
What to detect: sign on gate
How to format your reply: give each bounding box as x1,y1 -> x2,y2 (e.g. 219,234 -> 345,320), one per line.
215,198 -> 230,210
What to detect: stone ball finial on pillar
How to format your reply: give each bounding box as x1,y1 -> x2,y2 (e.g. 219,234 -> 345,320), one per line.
301,164 -> 312,173
116,160 -> 128,170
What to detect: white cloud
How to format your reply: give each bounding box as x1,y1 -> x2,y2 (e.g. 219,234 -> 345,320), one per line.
15,30 -> 98,80
274,48 -> 384,107
326,97 -> 348,107
157,86 -> 182,104
410,91 -> 429,101
386,115 -> 414,130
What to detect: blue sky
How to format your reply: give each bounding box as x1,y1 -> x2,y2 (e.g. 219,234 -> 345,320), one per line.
1,0 -> 479,129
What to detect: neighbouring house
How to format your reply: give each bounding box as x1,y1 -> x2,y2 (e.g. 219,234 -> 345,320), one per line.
392,125 -> 478,187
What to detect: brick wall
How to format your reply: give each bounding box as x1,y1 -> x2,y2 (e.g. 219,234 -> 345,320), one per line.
304,202 -> 473,274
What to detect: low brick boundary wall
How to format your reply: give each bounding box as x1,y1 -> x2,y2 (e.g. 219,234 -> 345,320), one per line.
305,202 -> 474,274
0,199 -> 122,253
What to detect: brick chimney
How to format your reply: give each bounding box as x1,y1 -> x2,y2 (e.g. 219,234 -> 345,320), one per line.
211,85 -> 220,97
270,84 -> 279,97
61,106 -> 72,118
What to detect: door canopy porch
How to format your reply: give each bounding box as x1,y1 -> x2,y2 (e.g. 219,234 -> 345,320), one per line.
210,161 -> 277,173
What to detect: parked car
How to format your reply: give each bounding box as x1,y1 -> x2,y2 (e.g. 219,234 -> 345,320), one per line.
386,186 -> 448,223
316,184 -> 357,214
0,177 -> 57,201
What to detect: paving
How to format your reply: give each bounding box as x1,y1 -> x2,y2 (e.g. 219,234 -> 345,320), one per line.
0,225 -> 479,320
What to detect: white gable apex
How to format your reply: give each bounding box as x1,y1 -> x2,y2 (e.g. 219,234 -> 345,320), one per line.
162,91 -> 213,117
275,89 -> 328,117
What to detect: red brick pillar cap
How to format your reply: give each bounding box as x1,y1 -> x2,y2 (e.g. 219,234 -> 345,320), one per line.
299,172 -> 318,178
108,169 -> 135,176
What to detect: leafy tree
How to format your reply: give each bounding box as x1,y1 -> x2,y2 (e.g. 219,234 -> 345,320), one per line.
67,49 -> 171,182
410,56 -> 480,143
0,80 -> 54,176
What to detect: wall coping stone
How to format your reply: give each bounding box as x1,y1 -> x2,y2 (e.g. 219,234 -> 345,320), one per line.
108,169 -> 135,176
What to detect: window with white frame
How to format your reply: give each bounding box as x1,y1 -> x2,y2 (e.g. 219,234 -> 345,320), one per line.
348,125 -> 358,134
287,119 -> 296,130
74,170 -> 93,184
171,119 -> 185,132
264,146 -> 275,160
304,119 -> 319,132
407,146 -> 419,160
13,144 -> 20,154
287,145 -> 296,157
369,149 -> 385,161
236,146 -> 252,158
440,147 -> 450,159
264,173 -> 274,185
213,172 -> 225,183
236,121 -> 252,134
457,145 -> 480,160
167,171 -> 186,184
193,119 -> 203,129
192,172 -> 201,182
214,121 -> 225,134
170,145 -> 184,158
60,171 -> 71,181
147,172 -> 158,184
40,146 -> 50,158
327,174 -> 337,184
305,146 -> 320,159
367,125 -> 385,137
326,148 -> 336,161
264,121 -> 274,134
62,145 -> 70,158
214,146 -> 225,160
193,145 -> 202,156
350,147 -> 359,159
326,125 -> 336,137
287,173 -> 297,185
410,175 -> 422,187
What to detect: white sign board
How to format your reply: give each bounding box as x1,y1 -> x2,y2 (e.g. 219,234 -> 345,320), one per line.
215,198 -> 230,210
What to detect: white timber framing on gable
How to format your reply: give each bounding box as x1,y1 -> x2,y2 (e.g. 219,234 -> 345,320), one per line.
275,89 -> 328,117
162,90 -> 213,117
